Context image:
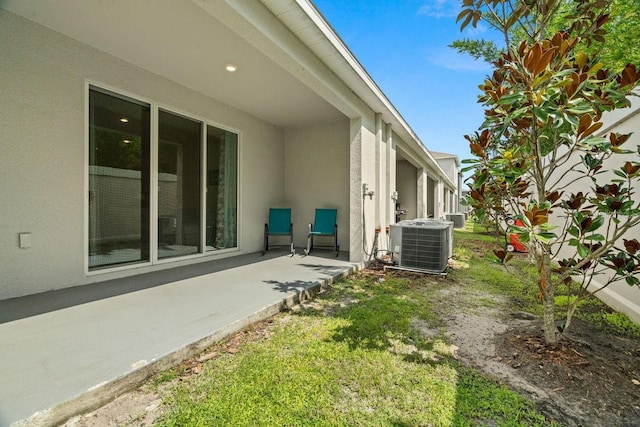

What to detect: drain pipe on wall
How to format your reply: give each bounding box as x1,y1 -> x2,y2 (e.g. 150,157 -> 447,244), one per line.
361,183 -> 393,264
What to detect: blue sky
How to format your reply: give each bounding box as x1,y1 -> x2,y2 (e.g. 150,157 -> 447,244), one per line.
313,0 -> 502,171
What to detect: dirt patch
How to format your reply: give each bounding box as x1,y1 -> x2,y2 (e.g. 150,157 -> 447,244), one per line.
426,281 -> 640,427
386,250 -> 640,427
64,388 -> 163,427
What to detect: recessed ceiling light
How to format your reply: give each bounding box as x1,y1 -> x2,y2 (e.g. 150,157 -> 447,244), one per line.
120,117 -> 129,123
225,64 -> 237,72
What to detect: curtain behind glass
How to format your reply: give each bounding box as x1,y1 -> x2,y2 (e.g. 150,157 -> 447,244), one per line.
207,126 -> 237,250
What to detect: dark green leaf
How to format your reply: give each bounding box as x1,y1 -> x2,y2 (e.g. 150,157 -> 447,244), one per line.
584,234 -> 605,241
586,216 -> 604,232
577,242 -> 589,258
626,276 -> 640,286
568,227 -> 580,238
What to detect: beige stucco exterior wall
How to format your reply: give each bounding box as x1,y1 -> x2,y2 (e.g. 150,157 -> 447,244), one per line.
436,158 -> 459,185
386,127 -> 397,230
396,161 -> 418,221
361,115 -> 378,261
435,157 -> 460,213
0,12 -> 285,299
283,121 -> 350,251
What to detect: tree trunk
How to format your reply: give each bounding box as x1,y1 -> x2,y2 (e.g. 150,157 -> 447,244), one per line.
543,289 -> 558,344
541,253 -> 558,345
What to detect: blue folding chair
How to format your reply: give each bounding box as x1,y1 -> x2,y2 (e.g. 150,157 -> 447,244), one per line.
262,208 -> 295,256
304,208 -> 338,257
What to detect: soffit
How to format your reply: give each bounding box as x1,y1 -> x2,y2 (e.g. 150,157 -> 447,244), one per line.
1,0 -> 345,128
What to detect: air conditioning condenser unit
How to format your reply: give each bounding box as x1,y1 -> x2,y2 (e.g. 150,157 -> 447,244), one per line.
388,220 -> 453,274
445,213 -> 466,229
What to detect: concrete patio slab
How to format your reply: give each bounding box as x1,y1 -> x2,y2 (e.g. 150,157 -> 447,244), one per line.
0,251 -> 357,427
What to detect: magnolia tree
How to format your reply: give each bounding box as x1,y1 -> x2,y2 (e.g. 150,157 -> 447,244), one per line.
458,0 -> 640,344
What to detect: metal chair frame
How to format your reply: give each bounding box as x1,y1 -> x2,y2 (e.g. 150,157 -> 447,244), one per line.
304,208 -> 338,257
262,208 -> 295,256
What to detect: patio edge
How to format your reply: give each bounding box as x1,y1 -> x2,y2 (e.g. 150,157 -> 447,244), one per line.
13,265 -> 358,427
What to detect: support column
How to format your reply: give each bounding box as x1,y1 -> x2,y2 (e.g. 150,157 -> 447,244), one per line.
444,189 -> 450,214
349,118 -> 364,263
434,181 -> 442,219
417,168 -> 428,219
375,113 -> 382,229
385,123 -> 394,232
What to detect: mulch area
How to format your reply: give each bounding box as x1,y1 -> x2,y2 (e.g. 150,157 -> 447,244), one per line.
495,319 -> 640,426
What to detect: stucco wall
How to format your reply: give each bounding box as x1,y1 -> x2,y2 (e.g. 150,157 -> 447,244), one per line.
396,161 -> 418,221
435,158 -> 458,184
549,106 -> 640,323
427,177 -> 436,218
360,115 -> 378,259
0,11 -> 284,299
387,130 -> 397,228
283,121 -> 350,251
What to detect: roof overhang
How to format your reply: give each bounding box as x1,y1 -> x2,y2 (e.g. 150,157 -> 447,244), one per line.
2,0 -> 454,188
260,0 -> 454,188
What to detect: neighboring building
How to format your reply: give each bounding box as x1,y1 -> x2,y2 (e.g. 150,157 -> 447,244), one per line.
0,0 -> 456,301
430,151 -> 462,214
551,92 -> 640,324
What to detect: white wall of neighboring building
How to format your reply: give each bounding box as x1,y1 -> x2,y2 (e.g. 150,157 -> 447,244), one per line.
589,108 -> 640,323
0,11 -> 285,299
432,155 -> 461,213
436,158 -> 458,184
550,100 -> 640,324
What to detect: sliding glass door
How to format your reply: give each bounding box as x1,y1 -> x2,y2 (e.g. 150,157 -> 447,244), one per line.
88,86 -> 238,271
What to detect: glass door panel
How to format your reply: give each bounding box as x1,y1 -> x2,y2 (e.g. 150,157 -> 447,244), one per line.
157,110 -> 202,259
88,88 -> 151,269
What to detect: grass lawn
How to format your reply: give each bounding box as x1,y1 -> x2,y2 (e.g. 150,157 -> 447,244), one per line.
150,220 -> 640,426
154,222 -> 564,427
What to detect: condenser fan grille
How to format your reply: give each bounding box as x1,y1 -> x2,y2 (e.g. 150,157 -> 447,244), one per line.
389,220 -> 452,274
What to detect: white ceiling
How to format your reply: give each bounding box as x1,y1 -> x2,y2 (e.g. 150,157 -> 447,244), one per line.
1,0 -> 346,128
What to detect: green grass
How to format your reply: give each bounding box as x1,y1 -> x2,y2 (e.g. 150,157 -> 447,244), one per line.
158,269 -> 555,426
570,297 -> 640,338
450,229 -> 541,315
150,219 -> 640,425
454,223 -> 640,339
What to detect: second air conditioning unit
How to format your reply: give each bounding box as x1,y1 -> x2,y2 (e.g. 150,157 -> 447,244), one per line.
389,220 -> 453,274
445,213 -> 466,229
